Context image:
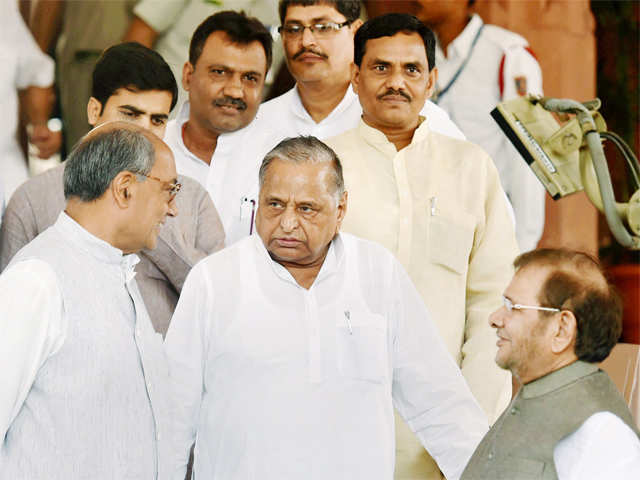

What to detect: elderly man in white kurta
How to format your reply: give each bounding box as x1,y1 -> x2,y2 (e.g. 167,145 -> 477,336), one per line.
0,124 -> 177,479
325,14 -> 519,479
165,136 -> 488,480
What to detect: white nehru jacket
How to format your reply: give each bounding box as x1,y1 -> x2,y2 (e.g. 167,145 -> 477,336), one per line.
165,233 -> 488,480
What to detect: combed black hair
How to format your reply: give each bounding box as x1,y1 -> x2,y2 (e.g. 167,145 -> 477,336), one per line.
354,13 -> 436,71
189,10 -> 273,71
278,0 -> 361,23
92,42 -> 178,112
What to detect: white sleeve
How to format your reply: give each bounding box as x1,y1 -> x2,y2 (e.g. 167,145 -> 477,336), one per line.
554,411 -> 640,480
10,6 -> 55,89
164,261 -> 211,480
133,0 -> 188,34
0,259 -> 65,439
501,45 -> 543,100
390,259 -> 489,480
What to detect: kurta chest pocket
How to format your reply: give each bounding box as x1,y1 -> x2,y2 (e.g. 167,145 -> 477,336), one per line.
428,213 -> 475,275
335,312 -> 388,384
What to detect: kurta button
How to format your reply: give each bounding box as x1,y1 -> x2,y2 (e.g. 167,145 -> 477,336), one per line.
488,453 -> 494,459
510,407 -> 518,415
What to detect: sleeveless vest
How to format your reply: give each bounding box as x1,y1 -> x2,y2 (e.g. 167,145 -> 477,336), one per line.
1,214 -> 168,479
461,361 -> 639,480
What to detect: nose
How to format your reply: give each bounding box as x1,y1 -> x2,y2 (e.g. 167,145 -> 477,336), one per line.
223,73 -> 243,98
301,26 -> 317,48
280,206 -> 299,232
489,306 -> 505,329
385,68 -> 405,91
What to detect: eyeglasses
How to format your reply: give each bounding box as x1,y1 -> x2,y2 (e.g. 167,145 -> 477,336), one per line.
278,21 -> 350,38
135,173 -> 182,199
502,296 -> 560,313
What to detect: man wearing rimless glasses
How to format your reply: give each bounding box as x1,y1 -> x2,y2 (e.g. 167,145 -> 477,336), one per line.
462,248 -> 640,480
0,42 -> 225,335
0,123 -> 176,479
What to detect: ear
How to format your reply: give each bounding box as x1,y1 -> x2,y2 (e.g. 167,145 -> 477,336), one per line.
351,63 -> 360,95
550,310 -> 577,354
111,171 -> 137,209
182,61 -> 194,92
425,66 -> 438,100
87,97 -> 103,127
335,190 -> 348,233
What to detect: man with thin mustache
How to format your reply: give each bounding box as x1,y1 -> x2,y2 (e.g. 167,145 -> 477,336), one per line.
326,13 -> 520,480
162,10 -> 273,244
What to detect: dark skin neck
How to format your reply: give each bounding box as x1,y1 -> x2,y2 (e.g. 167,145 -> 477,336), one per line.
271,245 -> 329,289
182,120 -> 218,165
297,80 -> 350,124
432,13 -> 471,57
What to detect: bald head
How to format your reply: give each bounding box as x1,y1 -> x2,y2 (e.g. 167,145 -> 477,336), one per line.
64,122 -> 170,201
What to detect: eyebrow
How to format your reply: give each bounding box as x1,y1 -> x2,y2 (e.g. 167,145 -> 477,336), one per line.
286,16 -> 338,23
150,113 -> 169,120
208,64 -> 264,78
119,105 -> 145,115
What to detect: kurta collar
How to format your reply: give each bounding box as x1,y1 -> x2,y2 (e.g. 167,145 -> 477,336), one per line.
55,211 -> 140,273
357,116 -> 430,157
438,13 -> 484,61
521,361 -> 599,399
290,84 -> 358,125
252,233 -> 345,288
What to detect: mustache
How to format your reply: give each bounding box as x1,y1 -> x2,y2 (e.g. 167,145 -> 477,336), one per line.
377,88 -> 411,102
213,96 -> 247,110
292,47 -> 328,61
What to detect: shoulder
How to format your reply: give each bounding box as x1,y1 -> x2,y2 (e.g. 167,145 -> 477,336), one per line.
325,127 -> 361,151
257,88 -> 295,119
482,24 -> 530,50
5,165 -> 64,214
340,232 -> 397,268
422,100 -> 466,140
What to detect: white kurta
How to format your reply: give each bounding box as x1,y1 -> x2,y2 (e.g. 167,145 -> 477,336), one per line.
435,14 -> 545,252
554,411 -> 640,479
0,4 -> 54,203
165,233 -> 488,480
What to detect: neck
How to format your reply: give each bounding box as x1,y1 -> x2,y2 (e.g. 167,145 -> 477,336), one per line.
182,119 -> 219,165
272,246 -> 329,290
65,199 -> 122,251
296,79 -> 350,123
434,14 -> 471,57
363,116 -> 420,151
519,355 -> 579,385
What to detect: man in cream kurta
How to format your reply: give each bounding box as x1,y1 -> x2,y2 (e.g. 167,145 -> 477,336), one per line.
326,14 -> 519,478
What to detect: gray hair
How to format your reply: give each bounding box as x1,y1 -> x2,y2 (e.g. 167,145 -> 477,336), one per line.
258,136 -> 345,202
64,129 -> 155,201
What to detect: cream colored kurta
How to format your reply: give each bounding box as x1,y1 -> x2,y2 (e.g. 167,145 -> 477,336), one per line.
327,119 -> 519,479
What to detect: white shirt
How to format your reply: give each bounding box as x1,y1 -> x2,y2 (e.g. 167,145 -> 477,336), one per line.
203,86 -> 467,247
163,102 -> 211,187
164,102 -> 278,245
165,233 -> 488,480
435,14 -> 545,252
0,3 -> 54,203
554,411 -> 640,479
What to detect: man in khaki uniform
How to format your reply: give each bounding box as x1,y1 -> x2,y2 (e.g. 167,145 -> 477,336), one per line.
327,13 -> 519,479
